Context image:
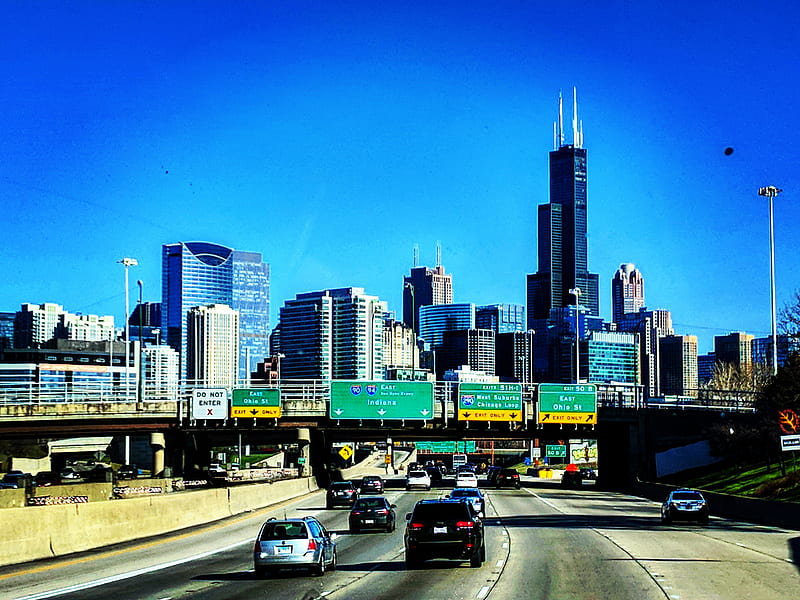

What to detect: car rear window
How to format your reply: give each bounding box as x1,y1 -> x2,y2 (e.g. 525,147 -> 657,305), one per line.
260,522 -> 308,540
449,489 -> 477,497
331,482 -> 353,490
412,502 -> 469,521
672,492 -> 703,501
354,498 -> 387,509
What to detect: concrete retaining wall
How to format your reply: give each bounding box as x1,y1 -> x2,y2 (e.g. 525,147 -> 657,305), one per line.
0,476 -> 318,567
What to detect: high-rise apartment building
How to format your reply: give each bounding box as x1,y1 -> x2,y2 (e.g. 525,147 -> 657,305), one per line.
660,334 -> 698,397
403,263 -> 453,334
438,328 -> 495,379
0,312 -> 14,351
476,304 -> 525,334
186,304 -> 239,387
162,242 -> 270,380
382,318 -> 419,372
752,334 -> 800,370
14,303 -> 115,348
527,89 -> 599,327
611,263 -> 645,323
495,330 -> 535,383
276,287 -> 387,380
617,308 -> 673,399
714,332 -> 754,370
143,344 -> 180,400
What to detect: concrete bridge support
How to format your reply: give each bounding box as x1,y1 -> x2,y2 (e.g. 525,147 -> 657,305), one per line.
297,428 -> 311,477
150,432 -> 166,477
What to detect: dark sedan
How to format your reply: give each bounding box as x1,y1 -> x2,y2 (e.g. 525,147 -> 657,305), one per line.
349,496 -> 396,532
326,481 -> 359,509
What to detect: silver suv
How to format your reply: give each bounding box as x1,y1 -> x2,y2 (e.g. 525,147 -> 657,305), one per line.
253,516 -> 338,577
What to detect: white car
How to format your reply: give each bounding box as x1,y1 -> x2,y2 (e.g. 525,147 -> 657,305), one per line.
455,471 -> 478,488
405,470 -> 431,490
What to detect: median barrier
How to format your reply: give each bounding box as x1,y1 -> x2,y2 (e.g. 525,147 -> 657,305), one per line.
0,476 -> 319,567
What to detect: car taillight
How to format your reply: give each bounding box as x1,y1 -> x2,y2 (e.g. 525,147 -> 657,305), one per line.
409,522 -> 424,530
456,521 -> 474,529
351,510 -> 363,515
253,540 -> 261,552
307,539 -> 318,551
375,509 -> 388,515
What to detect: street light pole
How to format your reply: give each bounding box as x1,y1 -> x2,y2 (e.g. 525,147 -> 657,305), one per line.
404,282 -> 416,381
118,258 -> 138,400
137,280 -> 144,404
569,287 -> 582,384
758,186 -> 783,375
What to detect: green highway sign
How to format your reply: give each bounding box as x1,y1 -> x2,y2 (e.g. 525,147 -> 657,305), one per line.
232,388 -> 281,406
458,383 -> 522,422
415,441 -> 476,453
231,388 -> 281,419
546,445 -> 567,458
330,381 -> 434,420
538,384 -> 598,425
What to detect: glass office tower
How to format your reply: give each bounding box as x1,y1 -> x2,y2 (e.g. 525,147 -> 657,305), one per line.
162,242 -> 270,381
527,89 -> 599,327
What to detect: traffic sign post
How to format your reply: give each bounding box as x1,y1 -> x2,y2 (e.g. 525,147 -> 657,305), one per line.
329,381 -> 433,420
231,388 -> 282,418
537,383 -> 598,424
546,445 -> 567,458
457,383 -> 522,422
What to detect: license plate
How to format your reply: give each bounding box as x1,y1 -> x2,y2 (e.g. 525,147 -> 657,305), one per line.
433,526 -> 447,534
276,545 -> 292,555
364,519 -> 374,524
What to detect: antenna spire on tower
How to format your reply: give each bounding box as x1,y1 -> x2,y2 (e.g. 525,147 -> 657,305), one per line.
413,244 -> 419,267
435,242 -> 442,268
558,90 -> 565,148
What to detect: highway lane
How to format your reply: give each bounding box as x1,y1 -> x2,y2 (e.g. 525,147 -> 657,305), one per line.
1,479 -> 798,600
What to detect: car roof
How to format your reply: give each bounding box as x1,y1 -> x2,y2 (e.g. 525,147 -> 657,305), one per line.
451,487 -> 481,494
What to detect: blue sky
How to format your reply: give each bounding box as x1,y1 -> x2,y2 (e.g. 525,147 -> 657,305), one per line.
2,1 -> 798,354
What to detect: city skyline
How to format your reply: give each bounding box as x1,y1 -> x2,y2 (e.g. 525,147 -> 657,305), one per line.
2,2 -> 799,355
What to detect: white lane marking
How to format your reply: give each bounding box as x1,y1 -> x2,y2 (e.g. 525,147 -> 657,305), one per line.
13,540 -> 251,600
502,542 -> 508,549
477,585 -> 491,599
524,488 -> 565,513
495,560 -> 504,568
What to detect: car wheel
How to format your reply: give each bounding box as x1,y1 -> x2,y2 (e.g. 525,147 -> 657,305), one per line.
405,551 -> 422,569
313,555 -> 326,576
470,547 -> 483,568
329,550 -> 337,572
661,514 -> 671,525
254,566 -> 267,578
350,525 -> 360,534
700,515 -> 709,525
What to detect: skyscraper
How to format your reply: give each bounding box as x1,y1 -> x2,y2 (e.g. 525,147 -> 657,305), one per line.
276,287 -> 387,380
186,304 -> 239,387
232,250 -> 271,380
527,89 -> 599,327
418,303 -> 475,349
476,304 -> 525,334
162,242 -> 270,380
660,334 -> 698,397
612,263 -> 645,323
403,261 -> 453,334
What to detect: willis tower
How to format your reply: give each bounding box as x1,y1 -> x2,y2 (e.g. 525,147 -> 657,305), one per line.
527,88 -> 599,328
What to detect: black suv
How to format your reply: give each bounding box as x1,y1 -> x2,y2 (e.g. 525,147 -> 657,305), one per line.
495,468 -> 520,489
359,475 -> 384,494
404,498 -> 486,568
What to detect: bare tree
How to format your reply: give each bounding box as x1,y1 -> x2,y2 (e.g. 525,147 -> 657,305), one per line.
778,288 -> 800,337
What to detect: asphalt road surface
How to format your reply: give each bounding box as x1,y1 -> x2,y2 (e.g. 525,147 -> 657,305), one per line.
1,478 -> 798,600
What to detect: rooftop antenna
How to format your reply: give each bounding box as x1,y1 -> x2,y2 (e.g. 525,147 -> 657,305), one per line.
572,87 -> 584,148
413,244 -> 419,267
436,242 -> 442,268
558,90 -> 565,148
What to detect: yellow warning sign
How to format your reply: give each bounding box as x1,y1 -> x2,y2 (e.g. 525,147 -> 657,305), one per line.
537,412 -> 596,424
338,445 -> 354,460
230,406 -> 282,419
458,409 -> 522,422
